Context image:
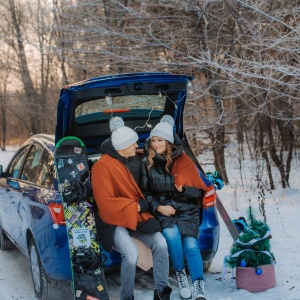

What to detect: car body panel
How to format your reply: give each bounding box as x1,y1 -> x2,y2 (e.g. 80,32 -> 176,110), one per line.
0,179 -> 17,239
0,135 -> 72,281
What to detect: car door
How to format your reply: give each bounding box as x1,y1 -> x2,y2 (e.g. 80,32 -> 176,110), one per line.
0,146 -> 29,241
11,144 -> 46,251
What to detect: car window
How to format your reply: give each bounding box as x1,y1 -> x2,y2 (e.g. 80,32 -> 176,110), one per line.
75,95 -> 166,124
21,145 -> 43,184
7,147 -> 29,178
37,150 -> 54,188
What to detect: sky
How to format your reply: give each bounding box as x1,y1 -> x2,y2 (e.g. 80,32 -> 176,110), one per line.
0,145 -> 300,300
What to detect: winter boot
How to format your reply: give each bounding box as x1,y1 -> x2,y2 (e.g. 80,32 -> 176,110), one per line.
175,269 -> 192,299
193,279 -> 206,300
153,286 -> 172,300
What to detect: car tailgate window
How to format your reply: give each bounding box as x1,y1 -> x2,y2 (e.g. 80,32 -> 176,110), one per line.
75,95 -> 166,125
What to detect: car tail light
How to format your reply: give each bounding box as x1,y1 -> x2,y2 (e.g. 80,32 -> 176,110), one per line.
202,185 -> 216,209
48,203 -> 66,225
103,108 -> 130,114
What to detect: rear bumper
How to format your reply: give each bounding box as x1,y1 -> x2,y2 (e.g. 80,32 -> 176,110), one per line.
199,205 -> 220,261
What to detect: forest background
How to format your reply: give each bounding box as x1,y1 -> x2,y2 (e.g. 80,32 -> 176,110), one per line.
0,0 -> 299,193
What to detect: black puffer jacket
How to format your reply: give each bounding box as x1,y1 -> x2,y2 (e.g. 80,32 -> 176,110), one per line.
140,134 -> 204,239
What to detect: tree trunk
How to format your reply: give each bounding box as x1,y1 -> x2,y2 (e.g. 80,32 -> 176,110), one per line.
0,94 -> 6,151
259,116 -> 275,190
210,125 -> 228,184
265,116 -> 287,188
9,0 -> 40,134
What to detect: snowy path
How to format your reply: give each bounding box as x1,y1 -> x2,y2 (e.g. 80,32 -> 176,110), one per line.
0,146 -> 299,300
1,194 -> 299,300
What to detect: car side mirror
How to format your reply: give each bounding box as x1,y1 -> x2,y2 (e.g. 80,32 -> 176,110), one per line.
7,178 -> 20,190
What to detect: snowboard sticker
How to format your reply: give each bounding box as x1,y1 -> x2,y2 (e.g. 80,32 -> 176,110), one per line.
55,136 -> 109,300
73,228 -> 91,247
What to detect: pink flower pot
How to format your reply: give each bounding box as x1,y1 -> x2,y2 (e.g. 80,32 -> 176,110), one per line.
235,264 -> 276,292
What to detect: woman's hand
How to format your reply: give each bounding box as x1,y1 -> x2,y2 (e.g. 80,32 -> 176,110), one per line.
174,173 -> 183,192
175,184 -> 183,192
157,205 -> 176,216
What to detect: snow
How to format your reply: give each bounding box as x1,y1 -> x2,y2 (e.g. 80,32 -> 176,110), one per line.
0,145 -> 300,300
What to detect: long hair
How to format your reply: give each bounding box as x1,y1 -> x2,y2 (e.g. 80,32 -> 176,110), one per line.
147,140 -> 178,173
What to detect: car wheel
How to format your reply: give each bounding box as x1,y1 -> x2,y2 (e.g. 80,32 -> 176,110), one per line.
0,225 -> 15,250
29,239 -> 63,300
203,260 -> 212,271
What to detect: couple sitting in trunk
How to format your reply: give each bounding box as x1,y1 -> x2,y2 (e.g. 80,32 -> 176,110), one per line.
92,115 -> 208,300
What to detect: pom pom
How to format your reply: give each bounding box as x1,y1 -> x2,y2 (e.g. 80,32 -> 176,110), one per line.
160,115 -> 174,127
110,116 -> 124,132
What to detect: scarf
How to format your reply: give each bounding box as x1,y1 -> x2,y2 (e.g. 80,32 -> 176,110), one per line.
92,154 -> 154,231
172,153 -> 209,192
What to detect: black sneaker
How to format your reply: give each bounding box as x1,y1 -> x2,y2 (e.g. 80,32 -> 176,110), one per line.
153,286 -> 172,300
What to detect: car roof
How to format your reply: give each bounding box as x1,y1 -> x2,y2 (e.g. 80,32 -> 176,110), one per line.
22,134 -> 55,153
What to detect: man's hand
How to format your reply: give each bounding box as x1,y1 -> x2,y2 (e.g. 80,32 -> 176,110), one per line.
157,205 -> 176,216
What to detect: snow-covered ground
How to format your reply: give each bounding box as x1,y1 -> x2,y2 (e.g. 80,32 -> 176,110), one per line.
0,145 -> 299,300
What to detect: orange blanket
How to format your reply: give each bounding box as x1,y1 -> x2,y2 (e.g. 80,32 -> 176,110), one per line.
92,154 -> 153,231
172,153 -> 208,192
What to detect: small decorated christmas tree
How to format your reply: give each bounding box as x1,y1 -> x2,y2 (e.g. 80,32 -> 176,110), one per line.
226,207 -> 277,292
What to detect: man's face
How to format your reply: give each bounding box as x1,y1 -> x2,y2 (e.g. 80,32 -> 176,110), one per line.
117,142 -> 138,158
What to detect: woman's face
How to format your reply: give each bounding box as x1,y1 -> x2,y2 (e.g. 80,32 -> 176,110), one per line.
151,136 -> 167,154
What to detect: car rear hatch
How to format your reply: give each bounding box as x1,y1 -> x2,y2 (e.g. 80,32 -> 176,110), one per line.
55,72 -> 194,151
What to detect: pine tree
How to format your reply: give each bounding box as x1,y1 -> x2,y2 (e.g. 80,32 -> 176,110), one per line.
226,207 -> 276,272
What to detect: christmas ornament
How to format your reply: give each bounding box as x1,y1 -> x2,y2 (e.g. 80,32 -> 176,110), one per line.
256,267 -> 263,275
240,260 -> 247,267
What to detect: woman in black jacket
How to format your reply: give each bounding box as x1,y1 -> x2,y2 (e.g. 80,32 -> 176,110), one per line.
140,115 -> 208,300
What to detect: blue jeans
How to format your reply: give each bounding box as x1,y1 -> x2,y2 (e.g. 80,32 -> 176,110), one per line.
113,226 -> 169,300
162,225 -> 204,282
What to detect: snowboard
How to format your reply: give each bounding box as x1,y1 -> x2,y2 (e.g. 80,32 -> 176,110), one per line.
182,133 -> 240,241
55,136 -> 110,300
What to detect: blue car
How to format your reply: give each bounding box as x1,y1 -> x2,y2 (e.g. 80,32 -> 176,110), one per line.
0,72 -> 220,300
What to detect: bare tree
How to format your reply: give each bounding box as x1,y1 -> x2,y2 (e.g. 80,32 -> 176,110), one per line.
0,0 -> 299,190
0,0 -> 41,134
0,57 -> 11,150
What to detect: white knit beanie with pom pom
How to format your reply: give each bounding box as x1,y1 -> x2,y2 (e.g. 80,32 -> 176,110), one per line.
150,115 -> 175,144
110,116 -> 139,150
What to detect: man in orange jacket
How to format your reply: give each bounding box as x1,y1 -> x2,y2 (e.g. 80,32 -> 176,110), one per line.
92,116 -> 172,300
